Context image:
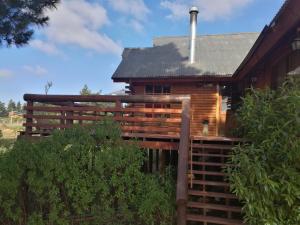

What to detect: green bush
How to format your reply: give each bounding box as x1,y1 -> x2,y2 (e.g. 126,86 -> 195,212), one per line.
226,78 -> 300,225
0,120 -> 175,225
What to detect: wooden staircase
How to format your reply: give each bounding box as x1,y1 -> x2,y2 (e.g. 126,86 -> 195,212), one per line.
186,138 -> 244,225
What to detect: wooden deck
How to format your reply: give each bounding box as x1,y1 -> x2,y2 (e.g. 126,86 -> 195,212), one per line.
21,94 -> 244,225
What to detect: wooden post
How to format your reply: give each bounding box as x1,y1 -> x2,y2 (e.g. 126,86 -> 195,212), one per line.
176,98 -> 191,225
60,111 -> 65,126
25,101 -> 33,135
66,102 -> 74,126
216,84 -> 220,136
115,100 -> 122,118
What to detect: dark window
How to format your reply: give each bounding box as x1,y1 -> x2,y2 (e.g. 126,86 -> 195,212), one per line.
145,85 -> 153,94
154,85 -> 162,94
163,85 -> 171,94
145,84 -> 171,95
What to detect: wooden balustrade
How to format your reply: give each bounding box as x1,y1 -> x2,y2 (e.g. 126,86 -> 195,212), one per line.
22,93 -> 191,224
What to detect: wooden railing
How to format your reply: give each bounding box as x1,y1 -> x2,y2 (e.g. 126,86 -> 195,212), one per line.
22,94 -> 191,224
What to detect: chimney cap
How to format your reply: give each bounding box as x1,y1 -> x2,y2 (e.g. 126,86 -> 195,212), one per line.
189,6 -> 199,14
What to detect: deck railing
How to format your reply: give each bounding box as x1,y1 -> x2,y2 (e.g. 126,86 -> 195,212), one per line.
22,94 -> 191,224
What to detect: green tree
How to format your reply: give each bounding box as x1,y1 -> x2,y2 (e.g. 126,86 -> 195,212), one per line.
226,77 -> 300,225
6,99 -> 16,112
16,101 -> 22,113
0,101 -> 7,117
0,0 -> 60,47
0,120 -> 175,225
80,84 -> 101,95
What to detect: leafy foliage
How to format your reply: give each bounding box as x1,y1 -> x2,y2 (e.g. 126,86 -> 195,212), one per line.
80,84 -> 101,95
226,78 -> 300,225
0,0 -> 60,47
0,119 -> 175,225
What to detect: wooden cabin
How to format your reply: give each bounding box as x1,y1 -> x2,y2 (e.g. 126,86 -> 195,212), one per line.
20,1 -> 300,225
112,34 -> 259,137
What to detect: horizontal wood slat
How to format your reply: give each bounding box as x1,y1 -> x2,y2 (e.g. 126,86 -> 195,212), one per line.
24,114 -> 181,123
24,106 -> 182,114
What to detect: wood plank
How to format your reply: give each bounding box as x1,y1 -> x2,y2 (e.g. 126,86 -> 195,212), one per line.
188,190 -> 238,199
189,161 -> 228,167
192,143 -> 233,150
24,106 -> 182,114
136,141 -> 179,150
24,94 -> 190,104
187,202 -> 242,212
189,170 -> 226,176
189,180 -> 230,187
187,214 -> 244,225
23,114 -> 181,123
23,123 -> 71,129
192,153 -> 230,158
121,125 -> 180,133
122,132 -> 180,139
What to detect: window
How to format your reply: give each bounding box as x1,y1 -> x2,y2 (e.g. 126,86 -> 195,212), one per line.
144,84 -> 171,118
145,85 -> 153,94
145,84 -> 171,95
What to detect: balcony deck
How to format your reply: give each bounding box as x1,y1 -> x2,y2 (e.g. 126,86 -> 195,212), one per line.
20,94 -> 244,225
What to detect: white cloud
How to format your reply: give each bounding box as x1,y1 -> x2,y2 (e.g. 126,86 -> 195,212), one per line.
23,65 -> 48,76
129,19 -> 145,33
108,0 -> 150,33
108,0 -> 150,21
0,69 -> 13,78
31,40 -> 62,56
33,0 -> 122,56
161,0 -> 254,21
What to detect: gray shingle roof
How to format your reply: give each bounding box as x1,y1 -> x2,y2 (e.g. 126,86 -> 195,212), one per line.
112,33 -> 259,80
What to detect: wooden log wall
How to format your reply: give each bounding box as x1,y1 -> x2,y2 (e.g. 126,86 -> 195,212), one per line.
130,82 -> 221,137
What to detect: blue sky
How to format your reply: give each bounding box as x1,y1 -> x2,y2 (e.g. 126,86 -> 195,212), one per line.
0,0 -> 285,103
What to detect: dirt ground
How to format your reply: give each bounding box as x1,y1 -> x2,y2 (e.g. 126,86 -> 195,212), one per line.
0,118 -> 23,139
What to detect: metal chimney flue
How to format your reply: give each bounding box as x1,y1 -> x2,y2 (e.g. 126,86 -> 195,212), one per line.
189,6 -> 199,64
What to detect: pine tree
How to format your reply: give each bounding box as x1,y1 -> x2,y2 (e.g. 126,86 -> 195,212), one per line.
16,101 -> 22,113
0,0 -> 60,47
7,99 -> 16,112
0,101 -> 7,117
80,84 -> 92,95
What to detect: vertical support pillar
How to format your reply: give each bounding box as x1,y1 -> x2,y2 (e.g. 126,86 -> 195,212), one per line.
66,102 -> 74,126
176,98 -> 191,225
216,84 -> 220,136
25,101 -> 33,135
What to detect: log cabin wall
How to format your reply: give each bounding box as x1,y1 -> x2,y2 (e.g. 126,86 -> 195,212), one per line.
128,81 -> 223,137
237,40 -> 300,93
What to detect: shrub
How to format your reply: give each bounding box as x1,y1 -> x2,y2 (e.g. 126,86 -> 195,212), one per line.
226,78 -> 300,225
0,119 -> 175,225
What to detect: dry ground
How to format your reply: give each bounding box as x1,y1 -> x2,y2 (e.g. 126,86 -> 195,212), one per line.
0,117 -> 23,139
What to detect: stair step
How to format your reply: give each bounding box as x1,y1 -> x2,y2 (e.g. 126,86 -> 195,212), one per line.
191,144 -> 233,150
189,170 -> 226,176
187,214 -> 244,225
187,202 -> 242,212
191,152 -> 230,158
188,190 -> 238,199
190,161 -> 228,167
189,180 -> 230,187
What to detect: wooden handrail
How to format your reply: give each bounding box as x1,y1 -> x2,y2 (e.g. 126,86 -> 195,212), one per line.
24,94 -> 190,104
176,98 -> 191,225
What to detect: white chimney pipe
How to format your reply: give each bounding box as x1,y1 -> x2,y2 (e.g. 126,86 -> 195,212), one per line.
189,6 -> 199,64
